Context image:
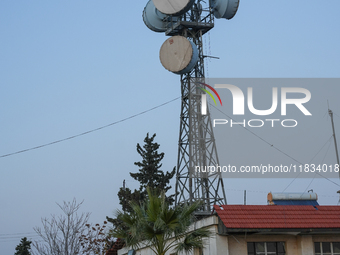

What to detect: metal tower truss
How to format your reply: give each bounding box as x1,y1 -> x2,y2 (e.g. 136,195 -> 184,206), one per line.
173,1 -> 227,213
165,2 -> 214,37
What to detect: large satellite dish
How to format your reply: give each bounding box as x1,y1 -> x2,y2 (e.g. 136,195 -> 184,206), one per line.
143,0 -> 168,32
211,0 -> 240,19
159,35 -> 198,75
152,0 -> 195,16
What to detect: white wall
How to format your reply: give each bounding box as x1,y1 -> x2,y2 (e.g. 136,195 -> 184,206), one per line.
118,215 -> 340,255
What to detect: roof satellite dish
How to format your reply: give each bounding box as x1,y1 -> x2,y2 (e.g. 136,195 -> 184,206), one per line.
159,35 -> 198,75
211,0 -> 240,19
152,0 -> 195,16
143,0 -> 167,32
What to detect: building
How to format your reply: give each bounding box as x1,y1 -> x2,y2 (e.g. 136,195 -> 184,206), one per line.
214,204 -> 340,255
118,203 -> 340,255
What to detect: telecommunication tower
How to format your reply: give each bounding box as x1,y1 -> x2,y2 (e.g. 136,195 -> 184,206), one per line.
143,0 -> 240,213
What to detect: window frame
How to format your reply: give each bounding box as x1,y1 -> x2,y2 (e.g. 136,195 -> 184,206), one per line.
247,241 -> 286,255
314,242 -> 340,255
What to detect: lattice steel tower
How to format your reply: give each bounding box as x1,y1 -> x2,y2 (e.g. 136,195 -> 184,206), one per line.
143,0 -> 239,213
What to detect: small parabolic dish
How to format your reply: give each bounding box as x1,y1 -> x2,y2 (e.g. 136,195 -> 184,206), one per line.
159,36 -> 199,75
143,0 -> 168,32
211,0 -> 240,19
152,0 -> 195,16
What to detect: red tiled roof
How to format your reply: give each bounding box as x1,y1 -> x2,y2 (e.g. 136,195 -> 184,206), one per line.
213,205 -> 340,229
106,238 -> 124,255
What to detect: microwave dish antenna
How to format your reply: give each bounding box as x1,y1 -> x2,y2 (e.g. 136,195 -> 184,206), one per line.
143,0 -> 168,32
159,36 -> 199,75
211,0 -> 240,19
152,0 -> 195,16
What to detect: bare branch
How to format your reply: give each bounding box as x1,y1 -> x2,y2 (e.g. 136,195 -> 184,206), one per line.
32,198 -> 90,255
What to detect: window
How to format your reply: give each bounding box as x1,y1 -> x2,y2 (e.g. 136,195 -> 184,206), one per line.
247,242 -> 285,255
315,242 -> 340,255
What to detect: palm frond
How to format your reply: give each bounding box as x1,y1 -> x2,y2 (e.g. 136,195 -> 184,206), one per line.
110,187 -> 211,255
175,228 -> 212,254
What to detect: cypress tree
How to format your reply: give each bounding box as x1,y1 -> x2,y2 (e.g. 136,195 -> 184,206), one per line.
130,133 -> 175,202
14,237 -> 31,255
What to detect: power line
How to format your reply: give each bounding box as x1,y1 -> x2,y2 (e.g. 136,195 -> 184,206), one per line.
0,234 -> 41,240
301,137 -> 334,194
210,104 -> 303,164
282,135 -> 333,192
211,104 -> 303,163
210,104 -> 340,189
0,232 -> 36,236
0,97 -> 180,159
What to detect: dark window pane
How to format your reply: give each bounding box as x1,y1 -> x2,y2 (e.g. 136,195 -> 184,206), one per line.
267,242 -> 277,253
334,242 -> 340,253
255,242 -> 265,253
322,242 -> 331,253
314,242 -> 321,253
277,242 -> 285,253
248,242 -> 255,255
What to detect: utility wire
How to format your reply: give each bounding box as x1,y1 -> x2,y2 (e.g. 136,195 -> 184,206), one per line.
210,104 -> 302,164
0,97 -> 180,159
0,232 -> 36,236
302,138 -> 333,194
0,234 -> 41,239
210,103 -> 340,189
282,135 -> 333,192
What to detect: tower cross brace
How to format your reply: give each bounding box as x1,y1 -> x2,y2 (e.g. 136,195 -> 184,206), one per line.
171,2 -> 227,213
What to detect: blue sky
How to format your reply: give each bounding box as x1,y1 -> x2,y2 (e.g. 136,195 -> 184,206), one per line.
1,0 -> 340,254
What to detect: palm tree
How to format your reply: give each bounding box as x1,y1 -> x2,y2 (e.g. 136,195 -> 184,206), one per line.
111,188 -> 210,255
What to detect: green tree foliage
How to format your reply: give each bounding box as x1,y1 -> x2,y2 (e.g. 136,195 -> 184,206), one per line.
111,188 -> 210,255
130,133 -> 175,200
117,187 -> 142,214
14,237 -> 32,255
108,133 -> 175,222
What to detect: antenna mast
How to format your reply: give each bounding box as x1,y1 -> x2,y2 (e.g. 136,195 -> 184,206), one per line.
142,0 -> 239,213
328,107 -> 340,178
167,2 -> 227,213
